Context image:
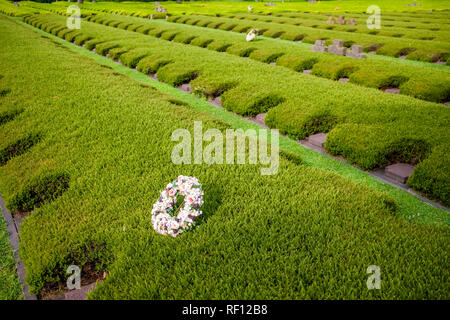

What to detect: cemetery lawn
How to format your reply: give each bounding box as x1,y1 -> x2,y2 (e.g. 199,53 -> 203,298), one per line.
19,12 -> 450,205
0,0 -> 449,300
0,13 -> 449,300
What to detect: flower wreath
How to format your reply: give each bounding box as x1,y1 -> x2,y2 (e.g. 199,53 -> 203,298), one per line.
151,175 -> 204,237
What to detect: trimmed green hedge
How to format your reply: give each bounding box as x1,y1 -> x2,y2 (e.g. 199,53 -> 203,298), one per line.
408,145 -> 450,207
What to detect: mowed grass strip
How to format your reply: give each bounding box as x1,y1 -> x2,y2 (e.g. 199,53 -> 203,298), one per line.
0,15 -> 449,300
21,13 -> 450,205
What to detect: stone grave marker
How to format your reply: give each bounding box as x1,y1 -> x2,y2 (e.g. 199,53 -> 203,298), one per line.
311,40 -> 327,52
336,15 -> 346,25
346,18 -> 357,26
385,163 -> 415,184
328,39 -> 347,56
346,45 -> 366,59
155,6 -> 168,12
326,16 -> 336,24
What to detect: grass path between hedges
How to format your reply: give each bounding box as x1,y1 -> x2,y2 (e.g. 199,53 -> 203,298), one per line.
8,15 -> 449,226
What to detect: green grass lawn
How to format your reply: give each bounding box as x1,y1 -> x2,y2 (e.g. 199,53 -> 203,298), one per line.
0,0 -> 449,300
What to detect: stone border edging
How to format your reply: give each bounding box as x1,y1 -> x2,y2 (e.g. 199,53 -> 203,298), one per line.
0,194 -> 37,300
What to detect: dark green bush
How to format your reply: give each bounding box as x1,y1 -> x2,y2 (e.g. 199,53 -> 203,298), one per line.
247,94 -> 285,116
136,56 -> 172,74
278,55 -> 319,72
119,49 -> 151,68
407,145 -> 450,206
156,63 -> 199,87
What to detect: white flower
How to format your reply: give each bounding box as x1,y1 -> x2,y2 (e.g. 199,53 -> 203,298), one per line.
151,176 -> 204,237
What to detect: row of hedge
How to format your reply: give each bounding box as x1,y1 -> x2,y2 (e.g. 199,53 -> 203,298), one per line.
86,12 -> 450,103
269,11 -> 450,34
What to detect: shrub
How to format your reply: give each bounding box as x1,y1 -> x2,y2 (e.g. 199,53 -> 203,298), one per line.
207,40 -> 232,52
277,55 -> 319,72
119,49 -> 151,68
312,61 -> 358,80
95,41 -> 120,56
108,47 -> 129,61
156,63 -> 199,86
407,145 -> 450,206
136,56 -> 173,74
400,78 -> 450,103
191,76 -> 237,99
190,37 -> 214,48
226,44 -> 256,57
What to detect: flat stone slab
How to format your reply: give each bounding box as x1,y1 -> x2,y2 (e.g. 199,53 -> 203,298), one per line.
303,69 -> 312,74
177,83 -> 192,93
64,281 -> 101,300
338,77 -> 349,83
254,113 -> 266,126
444,101 -> 450,106
207,96 -> 222,108
308,132 -> 327,148
385,163 -> 415,184
384,87 -> 400,94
